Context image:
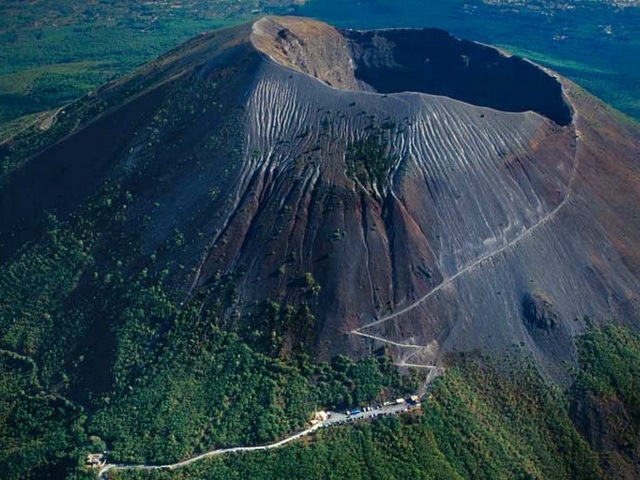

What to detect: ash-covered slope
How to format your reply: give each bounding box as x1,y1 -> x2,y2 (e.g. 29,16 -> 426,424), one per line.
1,16 -> 639,376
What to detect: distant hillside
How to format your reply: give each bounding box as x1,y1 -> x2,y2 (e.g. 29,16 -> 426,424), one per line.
0,0 -> 293,125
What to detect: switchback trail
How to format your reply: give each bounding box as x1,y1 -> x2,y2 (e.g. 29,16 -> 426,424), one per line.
354,330 -> 427,349
352,113 -> 581,339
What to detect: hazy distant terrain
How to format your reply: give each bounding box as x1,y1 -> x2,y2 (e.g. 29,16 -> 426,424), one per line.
0,0 -> 639,130
0,0 -> 292,126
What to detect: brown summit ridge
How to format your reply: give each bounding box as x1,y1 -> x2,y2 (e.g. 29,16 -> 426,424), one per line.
251,16 -> 359,90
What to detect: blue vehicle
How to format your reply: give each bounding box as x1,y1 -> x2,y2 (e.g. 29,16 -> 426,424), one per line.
351,409 -> 361,415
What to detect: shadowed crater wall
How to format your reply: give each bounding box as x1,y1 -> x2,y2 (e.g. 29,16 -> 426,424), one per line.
343,28 -> 572,126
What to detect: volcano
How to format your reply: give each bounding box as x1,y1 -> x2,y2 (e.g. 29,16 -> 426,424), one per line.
2,16 -> 640,378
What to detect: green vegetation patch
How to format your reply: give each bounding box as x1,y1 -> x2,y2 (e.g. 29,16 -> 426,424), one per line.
345,128 -> 397,197
570,325 -> 640,474
0,214 -> 95,387
0,199 -> 419,471
575,324 -> 640,409
0,350 -> 91,480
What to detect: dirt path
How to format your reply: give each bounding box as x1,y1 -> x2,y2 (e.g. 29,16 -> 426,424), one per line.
98,423 -> 324,479
97,401 -> 419,479
352,116 -> 581,337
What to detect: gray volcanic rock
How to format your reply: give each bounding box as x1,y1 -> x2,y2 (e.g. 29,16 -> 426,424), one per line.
251,17 -> 359,90
2,16 -> 640,377
342,28 -> 572,125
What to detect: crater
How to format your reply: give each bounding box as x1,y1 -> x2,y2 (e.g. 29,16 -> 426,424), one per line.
251,18 -> 572,126
342,28 -> 572,126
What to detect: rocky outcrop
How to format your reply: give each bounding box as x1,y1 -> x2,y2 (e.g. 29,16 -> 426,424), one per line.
251,16 -> 359,90
522,292 -> 560,332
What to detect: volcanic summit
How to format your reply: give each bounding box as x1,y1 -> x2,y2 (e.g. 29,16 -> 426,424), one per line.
2,16 -> 640,378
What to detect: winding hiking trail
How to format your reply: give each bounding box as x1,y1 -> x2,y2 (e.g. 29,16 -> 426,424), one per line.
352,112 -> 581,348
98,423 -> 323,479
354,330 -> 428,349
96,401 -> 416,479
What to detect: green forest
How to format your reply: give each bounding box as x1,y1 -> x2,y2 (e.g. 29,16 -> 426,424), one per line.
98,325 -> 640,480
0,199 -> 417,478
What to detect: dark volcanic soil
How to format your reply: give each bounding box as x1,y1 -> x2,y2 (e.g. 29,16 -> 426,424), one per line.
1,16 -> 640,378
343,28 -> 572,126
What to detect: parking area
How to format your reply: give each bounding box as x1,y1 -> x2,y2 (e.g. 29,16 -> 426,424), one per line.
321,399 -> 420,427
